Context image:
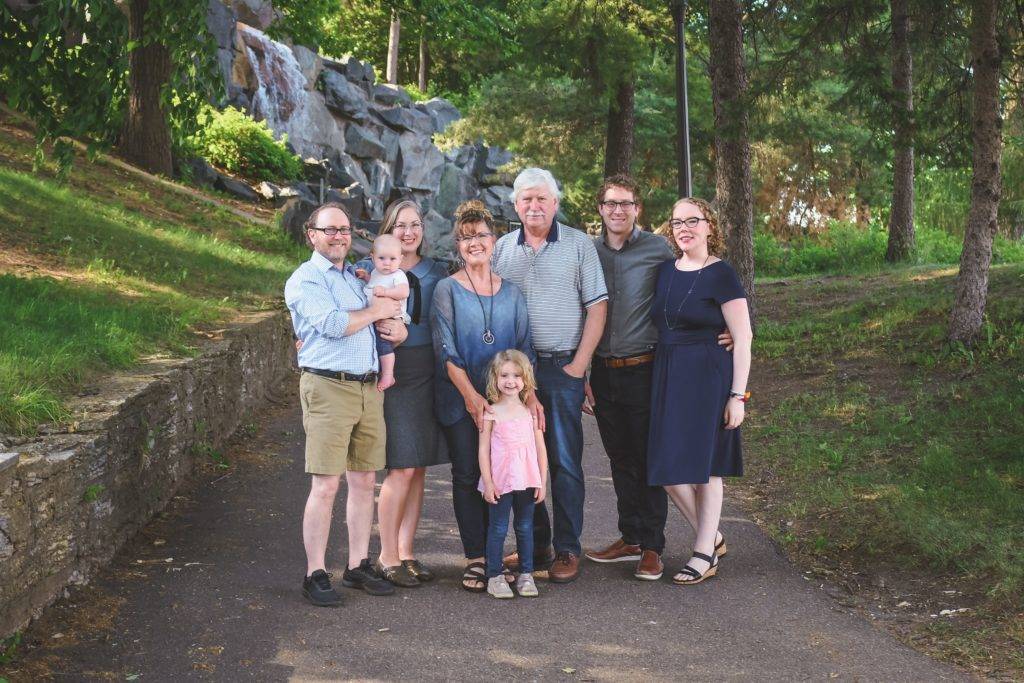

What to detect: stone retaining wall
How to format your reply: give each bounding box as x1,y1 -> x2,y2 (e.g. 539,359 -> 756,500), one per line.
0,311 -> 294,638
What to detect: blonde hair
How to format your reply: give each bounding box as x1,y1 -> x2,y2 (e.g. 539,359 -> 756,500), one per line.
379,199 -> 424,255
485,350 -> 537,404
657,197 -> 725,257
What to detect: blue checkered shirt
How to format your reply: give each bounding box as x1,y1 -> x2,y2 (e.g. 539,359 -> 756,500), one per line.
285,251 -> 378,374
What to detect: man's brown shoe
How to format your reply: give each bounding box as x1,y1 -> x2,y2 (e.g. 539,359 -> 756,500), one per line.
634,550 -> 664,581
503,546 -> 556,572
549,552 -> 581,583
585,538 -> 642,563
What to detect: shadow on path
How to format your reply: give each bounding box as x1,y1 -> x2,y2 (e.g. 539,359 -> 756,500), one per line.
2,391 -> 966,681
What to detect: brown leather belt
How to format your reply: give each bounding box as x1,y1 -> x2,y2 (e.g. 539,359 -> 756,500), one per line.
602,353 -> 654,369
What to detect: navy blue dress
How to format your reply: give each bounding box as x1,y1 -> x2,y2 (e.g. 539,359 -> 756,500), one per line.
647,259 -> 746,485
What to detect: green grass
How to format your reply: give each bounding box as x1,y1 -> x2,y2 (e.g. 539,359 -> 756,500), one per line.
745,263 -> 1024,673
755,222 -> 1024,278
0,156 -> 306,434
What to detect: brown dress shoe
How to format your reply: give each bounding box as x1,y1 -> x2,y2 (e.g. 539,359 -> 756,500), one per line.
634,549 -> 664,581
549,552 -> 581,583
585,538 -> 642,563
503,546 -> 556,572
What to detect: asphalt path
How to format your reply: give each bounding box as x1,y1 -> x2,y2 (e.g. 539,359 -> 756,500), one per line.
4,396 -> 965,681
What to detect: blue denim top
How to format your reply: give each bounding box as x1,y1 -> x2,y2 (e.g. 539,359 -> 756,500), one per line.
430,276 -> 534,427
355,256 -> 449,348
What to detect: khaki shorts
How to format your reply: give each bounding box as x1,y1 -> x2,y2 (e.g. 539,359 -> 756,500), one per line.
299,372 -> 386,475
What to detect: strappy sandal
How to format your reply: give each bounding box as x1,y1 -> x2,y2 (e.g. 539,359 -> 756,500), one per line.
715,533 -> 728,558
376,561 -> 420,588
672,551 -> 719,586
401,559 -> 435,583
461,561 -> 487,593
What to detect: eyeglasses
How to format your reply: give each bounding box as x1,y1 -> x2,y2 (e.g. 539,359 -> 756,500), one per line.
669,217 -> 709,230
393,222 -> 423,233
456,232 -> 494,243
310,226 -> 352,237
600,200 -> 637,210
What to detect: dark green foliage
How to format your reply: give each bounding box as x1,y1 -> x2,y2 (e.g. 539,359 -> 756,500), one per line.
0,1 -> 219,176
187,106 -> 303,183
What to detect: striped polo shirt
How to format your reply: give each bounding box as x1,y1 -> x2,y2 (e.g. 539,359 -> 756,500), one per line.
492,221 -> 608,353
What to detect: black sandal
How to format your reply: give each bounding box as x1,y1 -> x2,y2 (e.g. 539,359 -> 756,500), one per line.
402,559 -> 435,583
461,562 -> 487,593
672,551 -> 719,585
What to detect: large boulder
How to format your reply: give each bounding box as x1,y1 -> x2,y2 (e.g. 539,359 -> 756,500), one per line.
445,143 -> 479,171
474,145 -> 514,181
482,185 -> 516,222
396,132 -> 444,193
422,209 -> 454,258
321,70 -> 370,123
435,162 -> 478,218
373,105 -> 434,137
230,0 -> 275,30
362,159 -> 393,204
329,152 -> 370,190
281,197 -> 318,245
214,173 -> 258,201
290,45 -> 322,90
207,1 -> 236,50
418,97 -> 461,134
373,84 -> 412,107
345,124 -> 386,160
176,156 -> 219,187
379,127 -> 400,165
323,183 -> 365,220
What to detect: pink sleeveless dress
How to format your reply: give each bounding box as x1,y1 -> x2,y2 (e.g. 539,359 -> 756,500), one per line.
478,415 -> 543,496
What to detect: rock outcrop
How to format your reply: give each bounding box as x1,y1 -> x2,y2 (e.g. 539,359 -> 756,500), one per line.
204,1 -> 518,258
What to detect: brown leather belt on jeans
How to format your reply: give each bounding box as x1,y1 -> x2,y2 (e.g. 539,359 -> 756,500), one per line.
602,353 -> 655,369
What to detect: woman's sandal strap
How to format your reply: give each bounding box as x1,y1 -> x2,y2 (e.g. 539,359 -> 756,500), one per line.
691,551 -> 714,564
679,565 -> 701,579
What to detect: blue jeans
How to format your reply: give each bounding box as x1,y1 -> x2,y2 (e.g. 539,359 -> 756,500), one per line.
443,416 -> 488,559
486,490 -> 536,578
531,354 -> 586,556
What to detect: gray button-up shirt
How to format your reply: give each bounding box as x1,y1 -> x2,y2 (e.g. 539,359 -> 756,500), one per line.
595,227 -> 675,358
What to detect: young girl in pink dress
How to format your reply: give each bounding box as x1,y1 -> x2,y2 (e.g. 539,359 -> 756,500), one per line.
479,350 -> 548,599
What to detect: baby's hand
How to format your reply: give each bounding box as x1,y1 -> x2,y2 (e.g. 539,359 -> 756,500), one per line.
373,285 -> 387,298
355,268 -> 370,282
534,485 -> 546,504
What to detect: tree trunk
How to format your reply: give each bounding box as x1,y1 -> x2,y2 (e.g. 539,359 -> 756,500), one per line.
117,0 -> 173,176
386,9 -> 401,85
603,78 -> 635,177
709,0 -> 755,314
418,17 -> 428,93
886,0 -> 915,262
948,0 -> 1003,344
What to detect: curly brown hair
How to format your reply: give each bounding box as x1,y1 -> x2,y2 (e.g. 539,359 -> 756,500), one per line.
656,197 -> 725,257
452,199 -> 495,240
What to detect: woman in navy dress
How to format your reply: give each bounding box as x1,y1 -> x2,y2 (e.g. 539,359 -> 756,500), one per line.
647,197 -> 752,586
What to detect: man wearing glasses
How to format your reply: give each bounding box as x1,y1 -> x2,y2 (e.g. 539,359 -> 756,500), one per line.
285,203 -> 407,606
492,168 -> 608,583
584,176 -> 731,581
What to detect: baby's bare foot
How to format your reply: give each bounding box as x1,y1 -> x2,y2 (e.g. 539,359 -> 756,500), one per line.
377,374 -> 396,392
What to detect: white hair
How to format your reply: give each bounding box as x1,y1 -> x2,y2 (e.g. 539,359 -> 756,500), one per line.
511,167 -> 561,203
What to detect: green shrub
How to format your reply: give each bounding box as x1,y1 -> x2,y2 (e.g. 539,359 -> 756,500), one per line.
187,106 -> 302,183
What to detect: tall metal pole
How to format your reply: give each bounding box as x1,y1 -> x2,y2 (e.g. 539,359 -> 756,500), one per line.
673,0 -> 692,197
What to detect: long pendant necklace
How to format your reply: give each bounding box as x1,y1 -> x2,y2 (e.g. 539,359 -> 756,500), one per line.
663,254 -> 711,331
467,270 -> 496,344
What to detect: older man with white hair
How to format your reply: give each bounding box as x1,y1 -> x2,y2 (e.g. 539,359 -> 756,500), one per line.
491,168 -> 608,583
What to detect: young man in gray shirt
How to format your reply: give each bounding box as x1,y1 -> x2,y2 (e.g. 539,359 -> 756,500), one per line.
584,175 -> 730,581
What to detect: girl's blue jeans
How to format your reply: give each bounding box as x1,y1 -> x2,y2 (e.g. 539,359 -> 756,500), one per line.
485,489 -> 536,578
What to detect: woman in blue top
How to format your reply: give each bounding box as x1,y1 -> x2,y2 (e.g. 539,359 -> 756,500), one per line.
431,201 -> 540,592
356,199 -> 450,588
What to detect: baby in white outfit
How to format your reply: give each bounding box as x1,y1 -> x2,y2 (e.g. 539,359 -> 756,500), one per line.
364,233 -> 410,391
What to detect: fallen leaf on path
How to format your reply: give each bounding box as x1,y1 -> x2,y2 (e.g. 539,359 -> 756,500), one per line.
377,627 -> 390,633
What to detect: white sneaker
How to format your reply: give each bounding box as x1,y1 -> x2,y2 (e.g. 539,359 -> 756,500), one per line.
516,572 -> 539,597
488,575 -> 514,599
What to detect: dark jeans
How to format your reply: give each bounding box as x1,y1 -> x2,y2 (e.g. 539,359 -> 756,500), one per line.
530,355 -> 586,556
443,416 -> 488,558
590,359 -> 668,553
486,490 -> 536,577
